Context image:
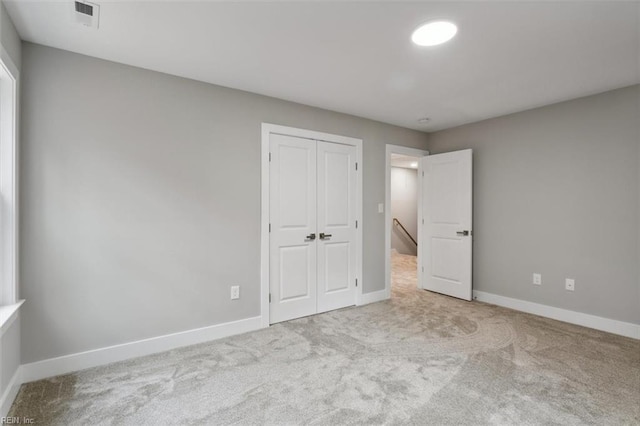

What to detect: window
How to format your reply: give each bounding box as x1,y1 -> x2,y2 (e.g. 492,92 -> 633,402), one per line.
0,46 -> 18,307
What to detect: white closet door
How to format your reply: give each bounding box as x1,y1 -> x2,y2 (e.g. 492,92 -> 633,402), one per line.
316,141 -> 357,313
269,134 -> 317,324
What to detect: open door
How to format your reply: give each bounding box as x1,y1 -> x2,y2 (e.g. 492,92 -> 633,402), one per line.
418,149 -> 472,301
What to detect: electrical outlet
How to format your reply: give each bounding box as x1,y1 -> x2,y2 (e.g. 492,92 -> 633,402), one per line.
230,285 -> 240,300
533,273 -> 542,285
565,279 -> 575,291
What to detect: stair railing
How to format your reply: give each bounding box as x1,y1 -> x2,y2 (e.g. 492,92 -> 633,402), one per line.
392,218 -> 417,246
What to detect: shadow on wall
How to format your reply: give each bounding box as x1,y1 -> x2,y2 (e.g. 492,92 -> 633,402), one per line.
393,221 -> 417,256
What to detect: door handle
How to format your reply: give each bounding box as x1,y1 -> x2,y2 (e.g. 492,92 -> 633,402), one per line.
305,233 -> 316,241
456,230 -> 470,236
319,233 -> 332,240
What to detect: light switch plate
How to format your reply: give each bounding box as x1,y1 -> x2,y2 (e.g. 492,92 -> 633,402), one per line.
533,273 -> 542,285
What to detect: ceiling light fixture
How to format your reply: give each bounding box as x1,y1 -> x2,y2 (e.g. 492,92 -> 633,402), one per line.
410,162 -> 418,168
411,21 -> 457,47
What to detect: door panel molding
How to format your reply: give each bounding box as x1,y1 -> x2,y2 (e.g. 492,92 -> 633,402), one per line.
261,124 -> 363,327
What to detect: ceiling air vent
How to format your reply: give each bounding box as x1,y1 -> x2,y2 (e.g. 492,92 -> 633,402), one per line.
73,1 -> 100,29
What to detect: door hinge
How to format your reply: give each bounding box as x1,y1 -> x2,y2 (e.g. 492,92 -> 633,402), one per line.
269,223 -> 271,232
422,218 -> 424,225
269,152 -> 272,162
422,171 -> 424,177
422,266 -> 424,272
355,220 -> 358,229
355,278 -> 358,287
269,293 -> 271,303
355,162 -> 358,171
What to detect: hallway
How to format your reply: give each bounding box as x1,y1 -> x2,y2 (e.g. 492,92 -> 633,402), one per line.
391,250 -> 418,296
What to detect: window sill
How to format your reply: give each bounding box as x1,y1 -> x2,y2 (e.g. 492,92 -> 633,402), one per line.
0,299 -> 24,337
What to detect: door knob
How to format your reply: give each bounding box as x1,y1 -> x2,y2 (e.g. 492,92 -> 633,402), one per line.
319,233 -> 332,240
456,230 -> 470,236
305,233 -> 316,241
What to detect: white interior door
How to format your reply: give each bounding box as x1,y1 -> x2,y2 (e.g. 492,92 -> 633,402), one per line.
316,141 -> 357,313
270,134 -> 317,323
419,149 -> 473,301
269,135 -> 357,324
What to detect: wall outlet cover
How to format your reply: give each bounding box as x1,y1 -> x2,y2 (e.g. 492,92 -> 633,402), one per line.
230,285 -> 240,300
565,279 -> 575,291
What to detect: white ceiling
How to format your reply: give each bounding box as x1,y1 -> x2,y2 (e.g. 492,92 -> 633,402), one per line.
390,154 -> 419,169
6,1 -> 639,131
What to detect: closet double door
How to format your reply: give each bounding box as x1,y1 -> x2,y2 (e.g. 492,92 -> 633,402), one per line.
269,133 -> 357,324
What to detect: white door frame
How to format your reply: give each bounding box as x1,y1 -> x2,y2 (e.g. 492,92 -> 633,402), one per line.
261,123 -> 363,328
385,144 -> 429,298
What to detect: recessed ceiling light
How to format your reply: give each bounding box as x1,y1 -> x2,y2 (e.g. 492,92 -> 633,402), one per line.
410,162 -> 418,168
412,21 -> 457,47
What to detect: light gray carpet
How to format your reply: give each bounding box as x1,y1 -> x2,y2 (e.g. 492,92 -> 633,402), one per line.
10,252 -> 640,425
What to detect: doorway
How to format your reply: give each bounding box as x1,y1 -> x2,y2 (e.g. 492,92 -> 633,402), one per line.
390,154 -> 421,295
385,145 -> 474,301
384,145 -> 429,298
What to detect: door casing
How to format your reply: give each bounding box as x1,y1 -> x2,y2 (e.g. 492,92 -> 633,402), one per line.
261,123 -> 363,328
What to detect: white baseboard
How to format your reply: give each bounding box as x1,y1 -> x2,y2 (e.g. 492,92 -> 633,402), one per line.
359,289 -> 389,305
1,365 -> 22,418
473,290 -> 640,340
21,316 -> 263,384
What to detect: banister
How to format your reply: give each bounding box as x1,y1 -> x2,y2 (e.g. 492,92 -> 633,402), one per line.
392,218 -> 417,246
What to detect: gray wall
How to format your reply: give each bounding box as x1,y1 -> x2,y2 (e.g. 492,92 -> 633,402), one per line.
0,2 -> 20,69
0,0 -> 21,410
390,167 -> 418,255
428,85 -> 640,324
20,43 -> 428,363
